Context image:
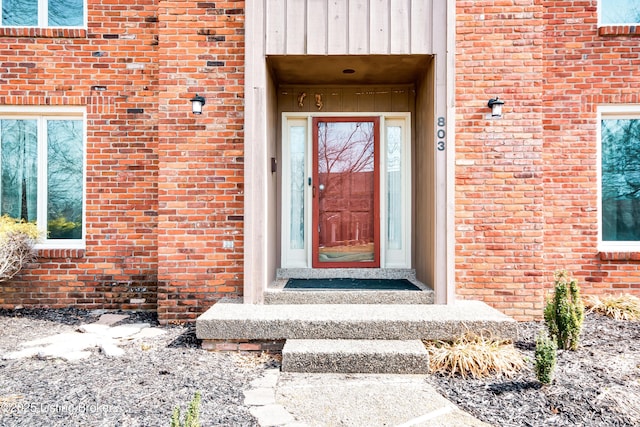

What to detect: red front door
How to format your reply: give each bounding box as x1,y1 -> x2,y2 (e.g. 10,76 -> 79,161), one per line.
312,117 -> 380,268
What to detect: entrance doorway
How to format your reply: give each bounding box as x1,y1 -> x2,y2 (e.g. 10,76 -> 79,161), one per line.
312,117 -> 380,268
281,110 -> 412,270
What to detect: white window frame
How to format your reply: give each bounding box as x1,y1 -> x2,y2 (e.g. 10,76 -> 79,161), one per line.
281,112 -> 411,268
0,0 -> 87,28
0,105 -> 86,250
598,0 -> 640,27
597,104 -> 640,252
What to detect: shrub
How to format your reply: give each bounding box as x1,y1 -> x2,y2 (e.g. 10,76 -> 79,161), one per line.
544,270 -> 584,350
170,391 -> 201,427
424,333 -> 525,379
0,215 -> 41,282
535,330 -> 557,385
584,294 -> 640,321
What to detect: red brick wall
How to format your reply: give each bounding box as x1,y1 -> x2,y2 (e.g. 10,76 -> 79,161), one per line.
455,0 -> 546,320
456,0 -> 640,320
156,1 -> 245,324
542,1 -> 640,302
3,0 -> 640,323
0,0 -> 159,312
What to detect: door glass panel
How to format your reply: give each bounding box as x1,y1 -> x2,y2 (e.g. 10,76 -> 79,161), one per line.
290,126 -> 305,249
316,120 -> 376,264
387,126 -> 402,250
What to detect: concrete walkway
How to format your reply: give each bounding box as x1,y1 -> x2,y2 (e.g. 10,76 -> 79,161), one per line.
245,369 -> 492,427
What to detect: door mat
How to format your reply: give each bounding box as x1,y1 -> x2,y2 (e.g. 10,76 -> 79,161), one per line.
284,278 -> 420,291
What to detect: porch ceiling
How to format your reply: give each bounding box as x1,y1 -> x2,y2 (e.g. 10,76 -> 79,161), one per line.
267,55 -> 431,85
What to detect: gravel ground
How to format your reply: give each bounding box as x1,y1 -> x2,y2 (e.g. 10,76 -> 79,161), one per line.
427,313 -> 640,427
0,308 -> 272,427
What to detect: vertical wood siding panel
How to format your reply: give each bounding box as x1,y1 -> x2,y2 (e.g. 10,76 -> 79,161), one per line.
433,0 -> 446,75
370,0 -> 390,54
307,0 -> 328,54
348,0 -> 369,54
390,0 -> 410,54
410,0 -> 431,53
327,0 -> 348,54
266,0 -> 287,54
357,88 -> 375,111
323,88 -> 342,111
391,88 -> 410,111
374,88 -> 392,110
286,0 -> 306,54
341,87 -> 358,112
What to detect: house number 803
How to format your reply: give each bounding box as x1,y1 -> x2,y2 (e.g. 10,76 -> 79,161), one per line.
437,116 -> 446,151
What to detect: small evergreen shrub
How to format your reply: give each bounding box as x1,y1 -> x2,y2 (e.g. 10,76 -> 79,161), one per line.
535,330 -> 557,385
170,391 -> 201,427
544,270 -> 584,350
0,215 -> 41,282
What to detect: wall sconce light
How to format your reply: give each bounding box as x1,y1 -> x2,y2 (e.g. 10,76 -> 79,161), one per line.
487,97 -> 505,118
190,94 -> 206,114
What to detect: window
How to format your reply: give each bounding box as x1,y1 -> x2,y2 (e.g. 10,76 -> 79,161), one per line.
599,0 -> 640,25
599,107 -> 640,249
1,0 -> 84,27
0,108 -> 85,248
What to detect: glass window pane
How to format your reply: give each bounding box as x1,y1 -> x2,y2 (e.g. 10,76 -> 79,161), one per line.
48,0 -> 83,27
2,0 -> 38,26
600,0 -> 640,24
47,119 -> 83,239
387,126 -> 402,250
601,118 -> 640,241
0,120 -> 38,222
290,126 -> 305,250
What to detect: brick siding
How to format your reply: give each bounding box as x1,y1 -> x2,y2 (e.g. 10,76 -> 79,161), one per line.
156,1 -> 245,324
456,0 -> 640,320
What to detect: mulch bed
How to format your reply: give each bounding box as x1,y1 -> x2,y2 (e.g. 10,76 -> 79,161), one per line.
1,308 -> 638,426
427,313 -> 640,427
0,308 -> 268,426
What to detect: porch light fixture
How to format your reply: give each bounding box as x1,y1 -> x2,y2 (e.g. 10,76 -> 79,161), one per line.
190,94 -> 206,114
487,97 -> 505,118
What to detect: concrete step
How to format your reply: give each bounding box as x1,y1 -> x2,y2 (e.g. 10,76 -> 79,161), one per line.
264,289 -> 434,305
196,300 -> 517,342
281,339 -> 430,374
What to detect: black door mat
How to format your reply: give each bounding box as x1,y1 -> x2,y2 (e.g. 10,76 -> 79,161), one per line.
284,278 -> 420,291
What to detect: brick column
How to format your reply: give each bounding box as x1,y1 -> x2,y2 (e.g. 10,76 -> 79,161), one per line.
156,1 -> 245,323
455,1 -> 545,320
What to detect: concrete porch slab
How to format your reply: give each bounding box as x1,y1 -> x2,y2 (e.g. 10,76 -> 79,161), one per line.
196,300 -> 517,341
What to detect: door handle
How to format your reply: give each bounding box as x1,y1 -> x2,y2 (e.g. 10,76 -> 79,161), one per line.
313,186 -> 316,198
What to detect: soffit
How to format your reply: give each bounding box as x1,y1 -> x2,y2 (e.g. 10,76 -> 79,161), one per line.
267,55 -> 432,85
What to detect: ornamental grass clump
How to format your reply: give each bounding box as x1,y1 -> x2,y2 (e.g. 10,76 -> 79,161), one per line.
0,215 -> 41,282
535,330 -> 557,385
170,391 -> 201,427
584,294 -> 640,321
424,333 -> 525,379
544,270 -> 584,350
